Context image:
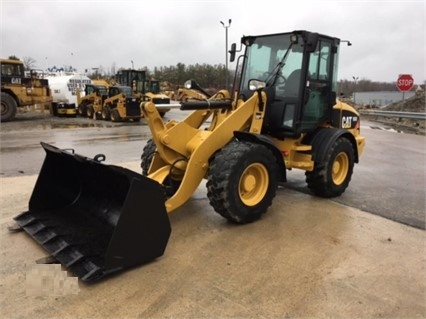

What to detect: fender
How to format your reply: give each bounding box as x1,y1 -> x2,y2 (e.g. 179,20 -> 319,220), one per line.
305,128 -> 359,164
233,131 -> 287,182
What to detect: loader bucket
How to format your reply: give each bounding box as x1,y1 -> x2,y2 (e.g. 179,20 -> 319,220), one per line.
14,142 -> 171,282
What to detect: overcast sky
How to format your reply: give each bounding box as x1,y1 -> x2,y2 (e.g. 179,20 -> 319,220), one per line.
1,0 -> 425,84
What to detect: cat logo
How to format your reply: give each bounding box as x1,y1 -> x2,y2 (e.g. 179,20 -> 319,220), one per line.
342,116 -> 358,128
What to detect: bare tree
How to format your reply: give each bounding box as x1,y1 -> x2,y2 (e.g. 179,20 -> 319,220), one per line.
22,56 -> 37,70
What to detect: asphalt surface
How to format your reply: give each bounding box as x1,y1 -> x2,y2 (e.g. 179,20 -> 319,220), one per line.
1,109 -> 425,229
0,109 -> 424,318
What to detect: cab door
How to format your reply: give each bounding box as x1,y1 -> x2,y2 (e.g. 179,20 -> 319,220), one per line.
300,39 -> 336,131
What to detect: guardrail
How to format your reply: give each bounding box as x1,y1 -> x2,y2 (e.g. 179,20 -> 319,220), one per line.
359,110 -> 426,120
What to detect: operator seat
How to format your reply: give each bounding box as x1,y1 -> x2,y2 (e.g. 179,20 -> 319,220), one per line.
285,69 -> 301,97
261,69 -> 304,139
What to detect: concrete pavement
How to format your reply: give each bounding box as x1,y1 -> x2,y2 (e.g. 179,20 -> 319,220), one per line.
0,161 -> 425,319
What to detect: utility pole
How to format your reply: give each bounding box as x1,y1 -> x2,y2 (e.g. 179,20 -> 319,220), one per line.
352,76 -> 359,105
220,19 -> 232,89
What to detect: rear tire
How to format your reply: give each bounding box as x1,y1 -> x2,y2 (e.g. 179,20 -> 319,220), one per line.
110,109 -> 121,122
207,141 -> 279,224
1,93 -> 17,122
305,137 -> 355,197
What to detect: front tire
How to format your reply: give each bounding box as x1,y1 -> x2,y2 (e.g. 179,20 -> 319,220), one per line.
140,139 -> 181,197
306,137 -> 355,197
78,102 -> 87,116
207,141 -> 279,224
141,139 -> 156,176
1,93 -> 17,122
86,104 -> 94,119
101,107 -> 110,120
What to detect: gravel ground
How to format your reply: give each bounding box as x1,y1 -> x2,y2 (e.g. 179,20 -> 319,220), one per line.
357,92 -> 426,135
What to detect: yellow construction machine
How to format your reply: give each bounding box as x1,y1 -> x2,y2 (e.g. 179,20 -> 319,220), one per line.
116,69 -> 171,117
13,30 -> 365,282
76,82 -> 109,119
175,79 -> 211,101
100,85 -> 142,121
142,79 -> 171,117
76,79 -> 141,121
1,57 -> 52,122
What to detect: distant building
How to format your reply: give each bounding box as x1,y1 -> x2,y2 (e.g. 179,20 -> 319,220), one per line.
353,91 -> 415,107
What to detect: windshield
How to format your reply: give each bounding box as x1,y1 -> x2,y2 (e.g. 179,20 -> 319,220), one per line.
98,86 -> 108,95
239,33 -> 304,92
121,86 -> 133,97
1,61 -> 23,77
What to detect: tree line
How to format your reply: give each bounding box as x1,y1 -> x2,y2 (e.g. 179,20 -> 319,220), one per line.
14,55 -> 423,95
112,64 -> 423,96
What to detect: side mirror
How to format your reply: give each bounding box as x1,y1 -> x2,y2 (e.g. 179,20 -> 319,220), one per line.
249,79 -> 266,91
229,43 -> 236,62
306,32 -> 319,53
184,80 -> 194,89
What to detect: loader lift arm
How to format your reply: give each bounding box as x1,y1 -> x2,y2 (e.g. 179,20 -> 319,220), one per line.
140,89 -> 267,213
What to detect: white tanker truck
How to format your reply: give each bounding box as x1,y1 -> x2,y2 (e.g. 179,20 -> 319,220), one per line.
46,73 -> 92,117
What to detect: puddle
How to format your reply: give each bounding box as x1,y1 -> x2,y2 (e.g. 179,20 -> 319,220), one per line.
1,113 -> 146,132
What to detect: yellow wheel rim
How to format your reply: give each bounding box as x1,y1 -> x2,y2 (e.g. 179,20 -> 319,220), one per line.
332,152 -> 349,185
239,163 -> 269,206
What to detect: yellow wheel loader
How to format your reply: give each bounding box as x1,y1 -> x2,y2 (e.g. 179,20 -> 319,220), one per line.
13,30 -> 365,282
176,79 -> 211,101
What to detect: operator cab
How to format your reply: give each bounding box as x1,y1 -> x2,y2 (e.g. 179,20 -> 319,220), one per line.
232,30 -> 340,139
108,86 -> 133,98
85,84 -> 108,97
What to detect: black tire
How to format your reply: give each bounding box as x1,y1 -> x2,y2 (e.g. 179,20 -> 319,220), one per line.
86,104 -> 94,119
110,109 -> 121,122
140,139 -> 182,196
141,139 -> 156,176
78,102 -> 87,116
207,141 -> 279,224
1,92 -> 17,122
101,107 -> 110,120
51,102 -> 58,116
305,137 -> 355,198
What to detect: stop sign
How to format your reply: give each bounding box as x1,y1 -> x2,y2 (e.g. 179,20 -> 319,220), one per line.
397,74 -> 414,92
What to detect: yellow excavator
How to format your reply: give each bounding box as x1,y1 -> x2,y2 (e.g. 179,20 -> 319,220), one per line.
13,30 -> 365,282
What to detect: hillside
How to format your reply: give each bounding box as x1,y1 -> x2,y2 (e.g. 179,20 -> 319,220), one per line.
368,92 -> 425,135
383,92 -> 425,112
